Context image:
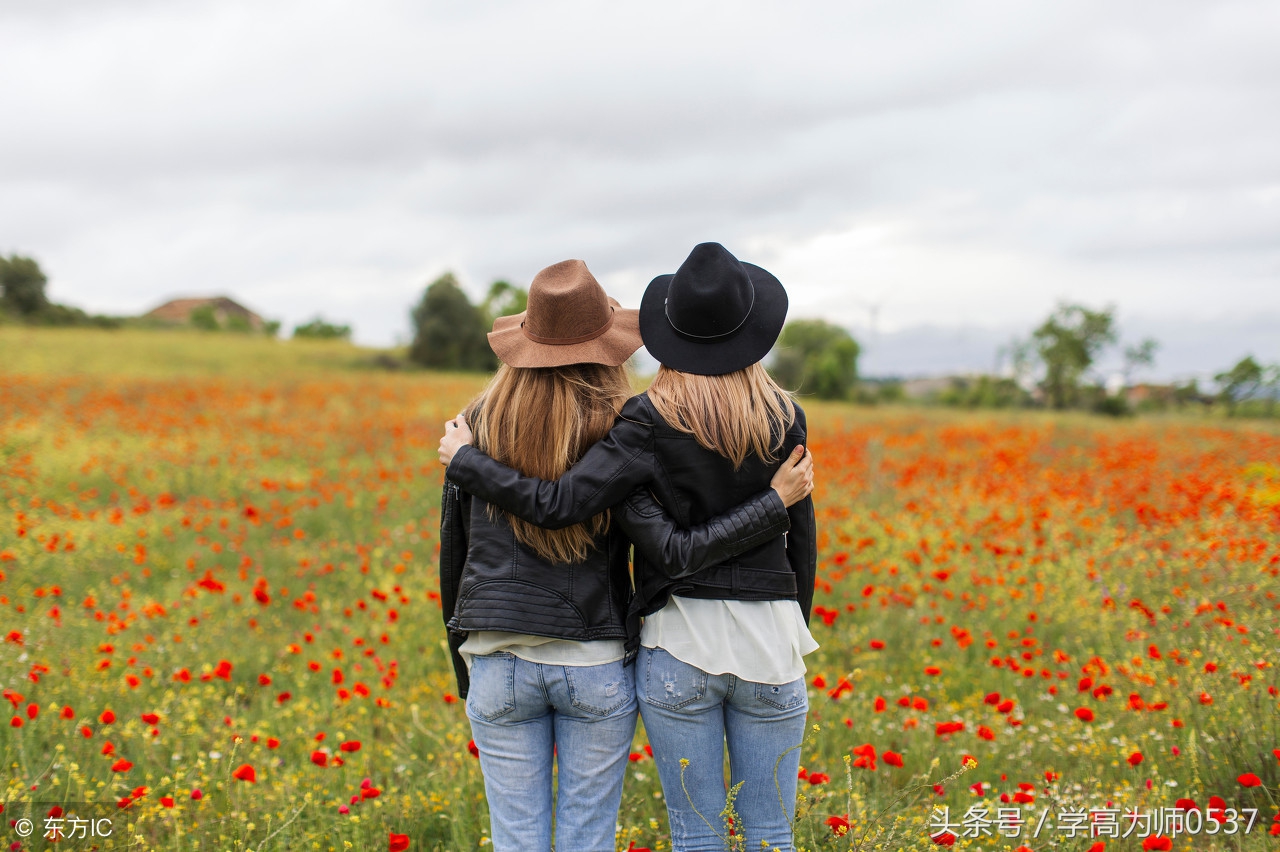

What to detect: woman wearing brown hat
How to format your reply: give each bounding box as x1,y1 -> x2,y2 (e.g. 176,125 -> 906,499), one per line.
440,243 -> 818,851
438,258 -> 814,852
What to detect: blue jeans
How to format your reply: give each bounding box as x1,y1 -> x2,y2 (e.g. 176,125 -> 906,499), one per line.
465,652 -> 637,852
636,646 -> 808,852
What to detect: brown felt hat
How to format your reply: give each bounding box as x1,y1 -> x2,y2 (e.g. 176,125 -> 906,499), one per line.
487,259 -> 643,368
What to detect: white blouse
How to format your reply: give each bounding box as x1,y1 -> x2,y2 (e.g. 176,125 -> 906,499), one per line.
641,595 -> 819,685
459,631 -> 625,670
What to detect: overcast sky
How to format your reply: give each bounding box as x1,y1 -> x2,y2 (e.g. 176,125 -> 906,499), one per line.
2,0 -> 1277,378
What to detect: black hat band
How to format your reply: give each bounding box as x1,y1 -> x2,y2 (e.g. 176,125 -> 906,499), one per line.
663,282 -> 755,341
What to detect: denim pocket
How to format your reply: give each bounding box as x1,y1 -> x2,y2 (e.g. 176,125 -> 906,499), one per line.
641,648 -> 708,711
752,677 -> 807,711
465,652 -> 516,721
565,660 -> 634,717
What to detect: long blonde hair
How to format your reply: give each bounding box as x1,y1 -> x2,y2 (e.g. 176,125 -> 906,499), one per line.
466,362 -> 632,563
646,362 -> 795,468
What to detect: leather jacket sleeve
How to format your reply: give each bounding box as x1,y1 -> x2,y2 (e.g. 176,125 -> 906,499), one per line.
445,395 -> 655,530
616,487 -> 791,581
438,480 -> 471,697
785,405 -> 817,623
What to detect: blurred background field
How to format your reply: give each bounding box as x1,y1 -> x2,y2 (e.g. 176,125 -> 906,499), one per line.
2,330 -> 1279,851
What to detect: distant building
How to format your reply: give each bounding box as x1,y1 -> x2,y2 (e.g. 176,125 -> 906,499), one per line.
144,296 -> 265,330
1124,383 -> 1176,406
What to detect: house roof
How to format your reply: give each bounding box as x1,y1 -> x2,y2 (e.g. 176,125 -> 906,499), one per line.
144,296 -> 263,324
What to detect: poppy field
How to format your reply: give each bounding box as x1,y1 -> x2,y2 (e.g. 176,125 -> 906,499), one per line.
2,330 -> 1279,851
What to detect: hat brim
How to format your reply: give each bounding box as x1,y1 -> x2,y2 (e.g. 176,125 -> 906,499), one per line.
639,262 -> 788,375
487,300 -> 643,368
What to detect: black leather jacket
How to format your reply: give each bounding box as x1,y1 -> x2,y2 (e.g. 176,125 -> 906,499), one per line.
446,392 -> 816,628
439,478 -> 790,697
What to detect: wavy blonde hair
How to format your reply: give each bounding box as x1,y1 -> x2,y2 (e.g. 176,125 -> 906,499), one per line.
466,362 -> 632,563
646,362 -> 795,469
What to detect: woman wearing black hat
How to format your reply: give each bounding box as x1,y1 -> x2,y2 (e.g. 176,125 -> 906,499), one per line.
440,244 -> 817,852
438,258 -> 814,852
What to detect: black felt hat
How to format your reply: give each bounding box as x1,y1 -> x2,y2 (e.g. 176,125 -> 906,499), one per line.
639,242 -> 788,375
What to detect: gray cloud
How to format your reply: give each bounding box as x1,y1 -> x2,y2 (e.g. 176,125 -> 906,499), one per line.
2,0 -> 1277,373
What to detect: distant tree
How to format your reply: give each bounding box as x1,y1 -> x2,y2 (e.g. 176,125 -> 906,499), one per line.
226,313 -> 253,333
481,280 -> 528,324
293,317 -> 352,340
409,273 -> 495,371
939,375 -> 1032,410
1262,363 -> 1280,418
263,320 -> 282,338
770,319 -> 860,400
190,305 -> 220,330
1027,303 -> 1117,409
1122,338 -> 1159,388
0,254 -> 51,316
1214,355 -> 1264,415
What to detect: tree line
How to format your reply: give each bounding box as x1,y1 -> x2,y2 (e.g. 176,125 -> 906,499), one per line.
6,251 -> 1276,417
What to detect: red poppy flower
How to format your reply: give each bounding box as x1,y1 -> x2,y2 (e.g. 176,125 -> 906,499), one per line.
1074,707 -> 1094,722
883,751 -> 904,768
232,763 -> 256,783
1238,772 -> 1262,787
340,740 -> 361,752
1141,836 -> 1171,851
111,759 -> 133,772
389,832 -> 410,851
826,815 -> 850,836
808,773 -> 830,785
931,831 -> 956,845
1127,752 -> 1143,766
100,709 -> 116,724
874,696 -> 886,712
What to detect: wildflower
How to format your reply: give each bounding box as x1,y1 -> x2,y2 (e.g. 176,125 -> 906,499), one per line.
1074,707 -> 1094,722
1127,752 -> 1143,766
826,815 -> 851,836
883,751 -> 904,768
389,832 -> 410,851
232,764 -> 257,783
1238,772 -> 1262,787
1141,836 -> 1172,851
